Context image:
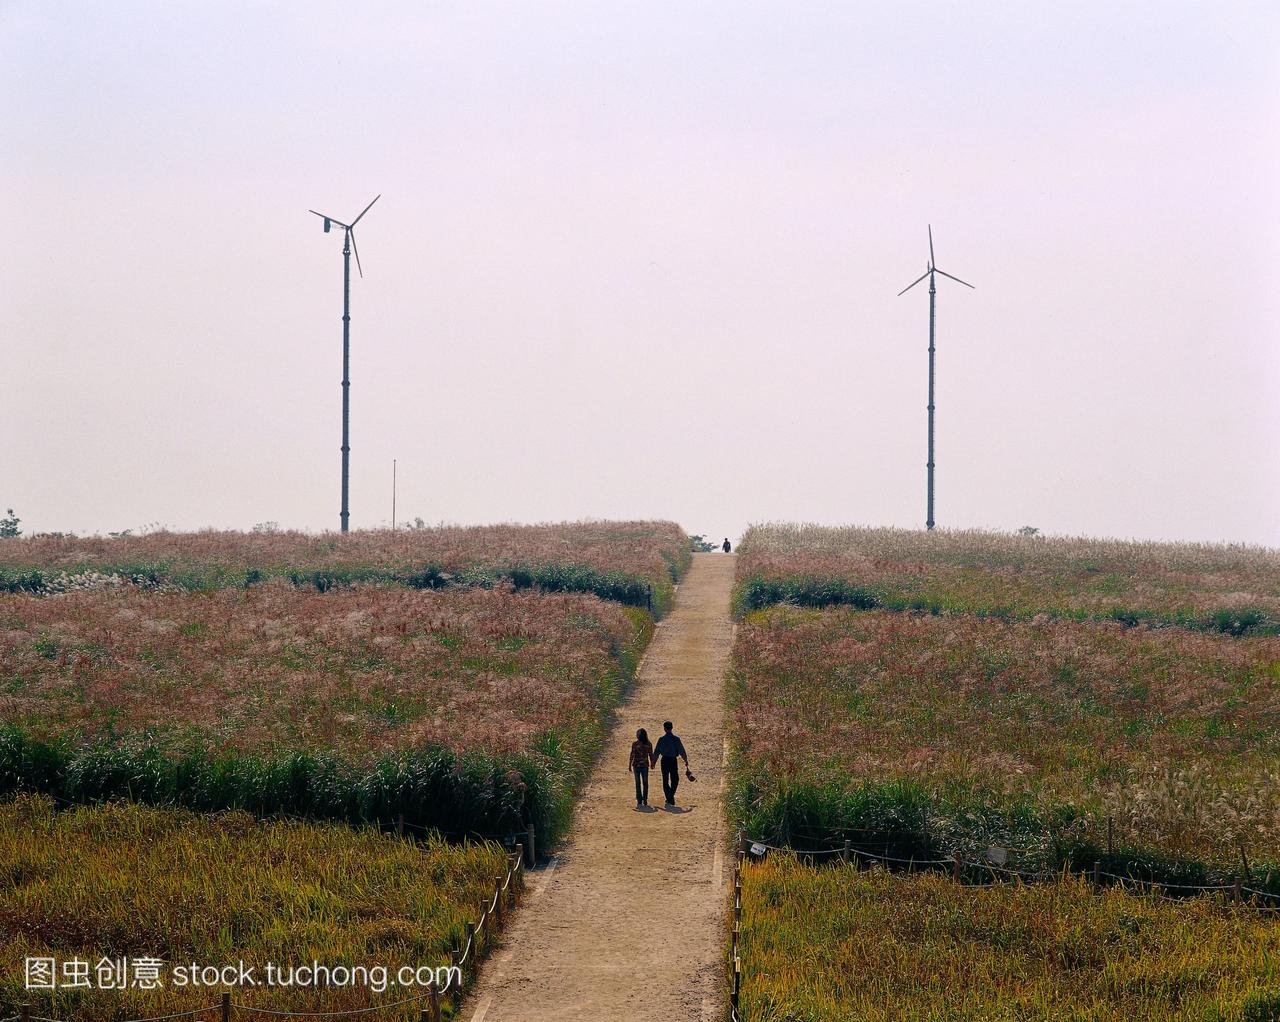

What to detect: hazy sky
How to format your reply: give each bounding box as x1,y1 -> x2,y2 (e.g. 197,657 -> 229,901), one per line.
5,2 -> 1279,546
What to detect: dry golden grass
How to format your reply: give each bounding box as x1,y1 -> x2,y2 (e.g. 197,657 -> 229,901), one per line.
0,795 -> 509,1021
739,854 -> 1280,1022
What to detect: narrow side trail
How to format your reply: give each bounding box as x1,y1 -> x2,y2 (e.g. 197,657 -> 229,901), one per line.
467,553 -> 736,1022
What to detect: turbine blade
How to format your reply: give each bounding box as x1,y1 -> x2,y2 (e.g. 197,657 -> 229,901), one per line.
933,267 -> 975,289
349,229 -> 364,278
350,194 -> 381,227
309,209 -> 349,228
928,225 -> 935,268
897,270 -> 930,296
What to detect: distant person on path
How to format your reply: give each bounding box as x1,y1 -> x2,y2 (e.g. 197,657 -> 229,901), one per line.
652,720 -> 691,807
722,537 -> 732,553
628,728 -> 653,809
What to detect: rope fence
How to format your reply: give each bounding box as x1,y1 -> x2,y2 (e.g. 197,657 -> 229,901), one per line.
8,846 -> 525,1022
762,812 -> 1273,879
737,833 -> 1280,908
230,997 -> 428,1019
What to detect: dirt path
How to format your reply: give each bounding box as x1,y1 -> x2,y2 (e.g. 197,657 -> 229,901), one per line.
466,553 -> 736,1022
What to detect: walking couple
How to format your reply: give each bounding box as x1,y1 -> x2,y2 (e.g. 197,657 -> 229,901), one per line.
628,720 -> 694,809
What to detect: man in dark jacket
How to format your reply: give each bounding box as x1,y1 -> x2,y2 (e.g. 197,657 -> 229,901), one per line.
722,537 -> 732,553
652,720 -> 690,806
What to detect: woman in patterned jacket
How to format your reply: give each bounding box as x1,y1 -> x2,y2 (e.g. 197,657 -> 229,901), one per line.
627,728 -> 653,809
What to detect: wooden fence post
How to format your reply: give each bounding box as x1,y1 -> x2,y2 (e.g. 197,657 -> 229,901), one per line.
20,1003 -> 30,1022
526,824 -> 537,866
428,979 -> 442,1022
841,839 -> 851,865
1092,861 -> 1101,892
494,875 -> 505,925
1234,878 -> 1243,903
221,992 -> 230,1022
952,852 -> 962,883
396,813 -> 405,839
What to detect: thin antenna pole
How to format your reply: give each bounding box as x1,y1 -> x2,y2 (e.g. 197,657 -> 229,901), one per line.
341,230 -> 352,534
927,271 -> 936,531
392,458 -> 397,531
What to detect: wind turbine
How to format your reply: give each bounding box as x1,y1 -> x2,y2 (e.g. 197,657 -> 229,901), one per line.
897,225 -> 974,532
308,194 -> 380,534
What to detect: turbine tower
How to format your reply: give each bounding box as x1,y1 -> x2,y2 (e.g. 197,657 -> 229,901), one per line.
308,194 -> 380,534
897,225 -> 974,531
